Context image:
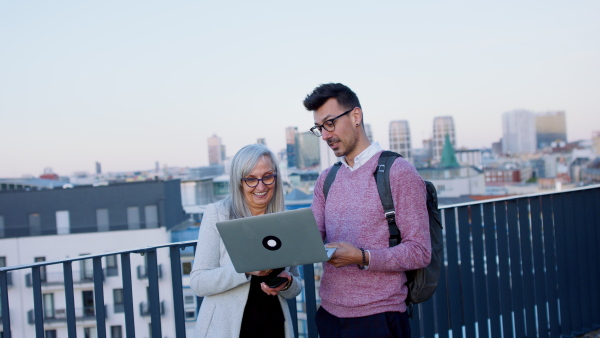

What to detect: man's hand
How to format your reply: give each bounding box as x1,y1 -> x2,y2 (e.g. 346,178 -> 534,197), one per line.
326,242 -> 369,268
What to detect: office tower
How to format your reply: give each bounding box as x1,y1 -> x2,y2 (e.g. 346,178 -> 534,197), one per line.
296,131 -> 321,169
389,120 -> 412,163
257,138 -> 266,146
95,162 -> 102,174
208,135 -> 225,166
286,127 -> 298,168
365,124 -> 374,143
536,111 -> 567,149
593,131 -> 600,156
502,110 -> 537,155
432,116 -> 456,163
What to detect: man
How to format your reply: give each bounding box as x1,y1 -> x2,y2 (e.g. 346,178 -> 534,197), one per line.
303,83 -> 431,337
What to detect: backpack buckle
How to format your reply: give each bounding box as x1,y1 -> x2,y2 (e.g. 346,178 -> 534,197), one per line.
384,210 -> 395,221
377,164 -> 386,173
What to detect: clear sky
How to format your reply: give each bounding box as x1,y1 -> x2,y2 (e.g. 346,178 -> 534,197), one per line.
1,1 -> 598,178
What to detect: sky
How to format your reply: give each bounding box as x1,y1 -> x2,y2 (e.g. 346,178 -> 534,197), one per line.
1,1 -> 599,178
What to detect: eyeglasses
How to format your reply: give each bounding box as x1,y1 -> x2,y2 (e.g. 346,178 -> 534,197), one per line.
241,174 -> 277,188
309,107 -> 355,137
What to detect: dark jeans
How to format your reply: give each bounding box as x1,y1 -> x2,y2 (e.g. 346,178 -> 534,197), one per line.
315,306 -> 410,338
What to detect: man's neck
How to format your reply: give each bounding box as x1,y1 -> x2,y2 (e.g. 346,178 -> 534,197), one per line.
344,141 -> 372,168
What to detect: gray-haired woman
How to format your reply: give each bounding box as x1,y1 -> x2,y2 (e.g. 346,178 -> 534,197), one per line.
190,143 -> 302,338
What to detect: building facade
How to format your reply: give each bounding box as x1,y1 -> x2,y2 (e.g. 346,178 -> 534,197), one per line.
432,116 -> 456,163
207,135 -> 226,166
389,120 -> 412,163
0,180 -> 191,337
536,111 -> 567,149
502,109 -> 537,155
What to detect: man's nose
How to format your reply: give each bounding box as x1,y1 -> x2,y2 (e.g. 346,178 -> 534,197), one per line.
321,129 -> 333,140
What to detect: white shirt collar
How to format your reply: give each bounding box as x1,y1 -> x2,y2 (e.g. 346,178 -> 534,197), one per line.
341,142 -> 382,171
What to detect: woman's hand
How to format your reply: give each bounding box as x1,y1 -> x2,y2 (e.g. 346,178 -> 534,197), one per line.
246,269 -> 274,277
260,271 -> 292,296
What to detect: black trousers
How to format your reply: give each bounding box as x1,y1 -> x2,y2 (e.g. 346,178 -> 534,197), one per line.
315,306 -> 410,338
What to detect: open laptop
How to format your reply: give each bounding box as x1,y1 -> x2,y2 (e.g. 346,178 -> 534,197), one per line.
216,208 -> 336,273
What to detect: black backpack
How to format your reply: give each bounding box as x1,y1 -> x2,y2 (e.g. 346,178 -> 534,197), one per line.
322,151 -> 443,311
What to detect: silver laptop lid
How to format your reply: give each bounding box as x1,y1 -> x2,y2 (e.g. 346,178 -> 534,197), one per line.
216,208 -> 329,273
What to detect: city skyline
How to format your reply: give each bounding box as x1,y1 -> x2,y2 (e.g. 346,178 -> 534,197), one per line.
1,1 -> 598,177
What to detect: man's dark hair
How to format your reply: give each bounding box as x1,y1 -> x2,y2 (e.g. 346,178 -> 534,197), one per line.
303,83 -> 362,111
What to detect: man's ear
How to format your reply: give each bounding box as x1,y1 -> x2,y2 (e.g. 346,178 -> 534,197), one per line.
351,108 -> 363,126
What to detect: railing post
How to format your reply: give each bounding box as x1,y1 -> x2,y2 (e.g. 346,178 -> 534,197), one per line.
0,270 -> 12,338
302,264 -> 318,337
147,249 -> 162,338
169,245 -> 186,337
32,266 -> 45,338
63,262 -> 77,338
120,253 -> 136,338
93,257 -> 107,338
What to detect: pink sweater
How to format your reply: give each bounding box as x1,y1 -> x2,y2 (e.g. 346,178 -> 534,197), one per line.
311,151 -> 431,317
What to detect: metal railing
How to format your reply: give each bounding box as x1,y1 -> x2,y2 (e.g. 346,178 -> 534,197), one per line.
1,185 -> 599,337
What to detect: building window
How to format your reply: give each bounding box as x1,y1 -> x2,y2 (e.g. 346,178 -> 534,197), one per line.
113,289 -> 124,313
0,215 -> 4,237
127,207 -> 140,229
56,210 -> 70,235
80,255 -> 93,281
110,325 -> 123,338
82,291 -> 95,317
105,255 -> 118,277
182,262 -> 192,276
184,295 -> 195,305
29,213 -> 41,236
185,309 -> 196,321
0,257 -> 5,268
35,257 -> 47,282
96,209 -> 110,232
84,327 -> 96,338
43,293 -> 55,319
144,205 -> 159,228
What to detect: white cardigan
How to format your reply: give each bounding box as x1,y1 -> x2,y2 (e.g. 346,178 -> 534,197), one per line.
189,200 -> 302,338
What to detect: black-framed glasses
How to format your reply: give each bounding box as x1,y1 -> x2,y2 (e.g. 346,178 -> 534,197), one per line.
241,174 -> 277,188
309,107 -> 355,137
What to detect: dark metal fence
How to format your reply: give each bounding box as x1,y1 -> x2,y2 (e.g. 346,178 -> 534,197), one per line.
1,185 -> 599,337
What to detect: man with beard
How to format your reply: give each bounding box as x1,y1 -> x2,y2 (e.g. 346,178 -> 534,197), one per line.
303,83 -> 431,338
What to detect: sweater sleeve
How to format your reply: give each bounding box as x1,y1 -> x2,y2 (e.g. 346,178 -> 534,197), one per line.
189,202 -> 250,297
367,159 -> 432,272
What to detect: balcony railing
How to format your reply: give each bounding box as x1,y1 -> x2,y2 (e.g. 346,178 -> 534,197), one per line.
0,185 -> 599,338
137,264 -> 163,280
25,270 -> 101,287
139,300 -> 165,316
27,306 -> 105,324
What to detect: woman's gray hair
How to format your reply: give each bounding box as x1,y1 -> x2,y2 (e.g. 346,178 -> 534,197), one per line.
225,143 -> 284,219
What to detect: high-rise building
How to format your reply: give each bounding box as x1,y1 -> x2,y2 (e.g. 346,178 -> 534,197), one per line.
536,111 -> 567,149
207,135 -> 225,166
286,127 -> 298,168
432,116 -> 456,163
502,110 -> 536,155
389,120 -> 412,163
296,131 -> 320,169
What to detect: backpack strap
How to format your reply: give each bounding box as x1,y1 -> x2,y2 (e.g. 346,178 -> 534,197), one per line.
374,151 -> 402,247
323,162 -> 342,199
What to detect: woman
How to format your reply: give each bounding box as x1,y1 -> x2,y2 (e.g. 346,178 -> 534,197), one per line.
190,143 -> 302,338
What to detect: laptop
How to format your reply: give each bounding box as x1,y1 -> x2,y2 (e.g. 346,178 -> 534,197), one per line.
216,208 -> 336,273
